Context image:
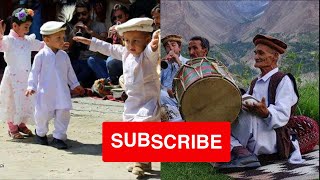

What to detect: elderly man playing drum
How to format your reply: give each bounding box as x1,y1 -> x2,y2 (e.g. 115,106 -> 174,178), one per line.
215,34 -> 304,170
160,34 -> 188,122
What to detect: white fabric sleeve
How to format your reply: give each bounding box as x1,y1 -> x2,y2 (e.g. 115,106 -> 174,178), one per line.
27,53 -> 42,91
89,37 -> 124,60
145,42 -> 159,64
0,36 -> 9,52
66,54 -> 80,90
27,34 -> 45,51
263,76 -> 298,128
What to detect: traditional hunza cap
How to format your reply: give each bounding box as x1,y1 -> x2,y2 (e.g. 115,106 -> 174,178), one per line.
115,17 -> 154,36
253,34 -> 287,54
161,34 -> 182,46
40,21 -> 66,35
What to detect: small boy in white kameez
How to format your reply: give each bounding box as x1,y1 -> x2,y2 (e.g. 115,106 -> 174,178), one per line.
73,17 -> 160,176
26,21 -> 84,149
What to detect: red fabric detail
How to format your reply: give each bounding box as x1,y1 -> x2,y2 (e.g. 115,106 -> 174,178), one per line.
18,123 -> 27,128
7,122 -> 18,132
287,115 -> 319,154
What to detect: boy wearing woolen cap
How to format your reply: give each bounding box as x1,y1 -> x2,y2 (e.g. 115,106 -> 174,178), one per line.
73,17 -> 160,176
26,21 -> 84,149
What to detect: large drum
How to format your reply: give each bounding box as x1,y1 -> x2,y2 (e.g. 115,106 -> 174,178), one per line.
173,57 -> 241,122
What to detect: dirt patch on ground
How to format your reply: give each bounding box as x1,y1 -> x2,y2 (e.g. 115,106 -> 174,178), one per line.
0,97 -> 160,179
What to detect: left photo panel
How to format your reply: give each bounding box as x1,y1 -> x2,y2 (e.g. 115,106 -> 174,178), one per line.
0,0 -> 161,179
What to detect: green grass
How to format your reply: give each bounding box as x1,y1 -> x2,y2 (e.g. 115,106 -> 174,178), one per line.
161,162 -> 231,180
296,81 -> 319,121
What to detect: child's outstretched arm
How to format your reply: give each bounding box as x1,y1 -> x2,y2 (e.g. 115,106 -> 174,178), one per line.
0,19 -> 6,51
73,36 -> 92,45
145,29 -> 160,63
74,36 -> 124,60
151,29 -> 160,52
0,19 -> 5,39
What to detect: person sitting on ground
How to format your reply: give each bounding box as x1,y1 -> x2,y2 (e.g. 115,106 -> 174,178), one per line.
105,3 -> 131,85
214,34 -> 303,170
67,1 -> 107,88
160,34 -> 188,122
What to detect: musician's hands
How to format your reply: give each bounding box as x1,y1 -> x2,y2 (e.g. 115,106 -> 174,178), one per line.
243,97 -> 269,118
73,36 -> 91,45
151,29 -> 160,52
167,89 -> 175,98
25,89 -> 35,97
165,50 -> 180,65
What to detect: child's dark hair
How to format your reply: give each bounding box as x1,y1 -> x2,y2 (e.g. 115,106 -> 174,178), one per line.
11,8 -> 34,25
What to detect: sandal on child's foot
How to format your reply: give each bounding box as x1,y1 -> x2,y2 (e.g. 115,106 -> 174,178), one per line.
127,162 -> 151,172
18,126 -> 34,137
131,162 -> 151,176
8,131 -> 24,139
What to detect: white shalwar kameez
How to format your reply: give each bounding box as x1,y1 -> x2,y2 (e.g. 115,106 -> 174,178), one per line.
0,30 -> 44,125
231,68 -> 301,161
90,37 -> 160,122
27,45 -> 80,140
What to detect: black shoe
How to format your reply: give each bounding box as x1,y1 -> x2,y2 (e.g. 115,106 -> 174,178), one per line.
51,138 -> 68,149
215,146 -> 261,171
34,130 -> 48,145
216,154 -> 261,169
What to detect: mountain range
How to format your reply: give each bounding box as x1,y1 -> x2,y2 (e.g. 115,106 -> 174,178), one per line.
161,0 -> 319,82
161,0 -> 319,43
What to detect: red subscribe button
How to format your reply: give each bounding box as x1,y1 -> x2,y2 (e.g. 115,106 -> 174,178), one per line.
102,122 -> 230,162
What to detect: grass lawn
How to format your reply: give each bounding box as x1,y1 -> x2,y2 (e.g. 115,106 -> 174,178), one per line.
297,81 -> 319,121
161,162 -> 231,180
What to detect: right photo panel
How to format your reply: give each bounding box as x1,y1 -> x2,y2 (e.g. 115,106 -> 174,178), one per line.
160,0 -> 319,179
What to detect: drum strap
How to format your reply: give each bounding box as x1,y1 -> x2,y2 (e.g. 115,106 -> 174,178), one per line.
249,71 -> 299,159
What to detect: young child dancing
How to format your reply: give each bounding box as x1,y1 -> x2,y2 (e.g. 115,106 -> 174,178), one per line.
73,17 -> 160,176
0,8 -> 45,139
25,21 -> 84,149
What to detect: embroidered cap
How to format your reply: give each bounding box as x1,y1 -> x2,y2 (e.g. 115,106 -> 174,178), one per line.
253,34 -> 287,54
161,34 -> 182,45
115,17 -> 154,36
40,21 -> 66,35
